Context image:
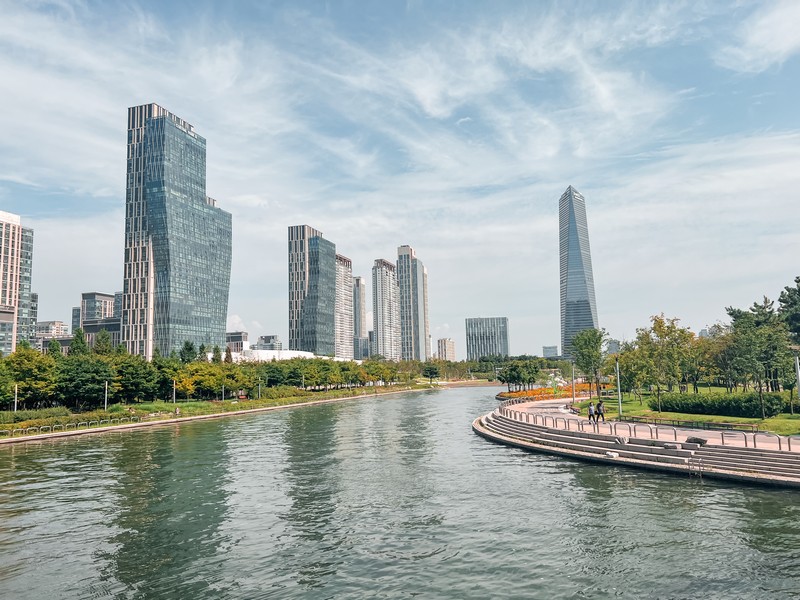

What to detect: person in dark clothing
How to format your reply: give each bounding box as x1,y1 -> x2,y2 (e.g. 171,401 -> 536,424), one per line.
596,400 -> 605,422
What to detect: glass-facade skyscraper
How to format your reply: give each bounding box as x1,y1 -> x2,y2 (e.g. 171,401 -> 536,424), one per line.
122,103 -> 232,359
465,317 -> 509,361
334,254 -> 354,360
559,185 -> 599,358
397,245 -> 430,361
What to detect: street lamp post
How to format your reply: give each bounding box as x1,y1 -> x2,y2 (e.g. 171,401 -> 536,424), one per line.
571,362 -> 576,406
173,379 -> 176,403
104,380 -> 108,411
14,383 -> 18,413
793,356 -> 800,415
616,356 -> 623,417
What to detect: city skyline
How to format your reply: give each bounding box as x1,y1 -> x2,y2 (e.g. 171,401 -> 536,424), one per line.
3,2 -> 800,359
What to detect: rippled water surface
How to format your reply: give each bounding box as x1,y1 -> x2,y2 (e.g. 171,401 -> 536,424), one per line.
2,388 -> 800,599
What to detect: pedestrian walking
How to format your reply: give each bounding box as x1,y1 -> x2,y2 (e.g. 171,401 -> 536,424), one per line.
596,400 -> 605,422
588,401 -> 596,423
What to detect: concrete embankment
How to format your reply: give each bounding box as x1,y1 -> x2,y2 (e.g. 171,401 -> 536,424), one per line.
474,410 -> 800,489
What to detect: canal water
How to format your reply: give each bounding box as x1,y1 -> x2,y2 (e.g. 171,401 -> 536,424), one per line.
1,388 -> 799,599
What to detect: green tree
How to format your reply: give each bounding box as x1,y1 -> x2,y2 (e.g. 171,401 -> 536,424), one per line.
224,346 -> 233,364
93,329 -> 114,355
212,345 -> 222,363
56,354 -> 114,409
179,341 -> 197,364
572,328 -> 607,398
69,328 -> 90,356
47,337 -> 63,359
779,276 -> 800,344
5,345 -> 57,409
114,354 -> 158,403
422,363 -> 440,383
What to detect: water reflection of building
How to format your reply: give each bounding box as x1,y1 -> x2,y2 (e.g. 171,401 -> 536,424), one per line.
101,426 -> 233,596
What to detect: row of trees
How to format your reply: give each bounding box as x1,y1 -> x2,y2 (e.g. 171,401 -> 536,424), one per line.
570,277 -> 800,418
0,330 -> 430,411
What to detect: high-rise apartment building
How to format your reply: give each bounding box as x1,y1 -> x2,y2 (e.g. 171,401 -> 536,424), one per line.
465,317 -> 509,361
372,259 -> 400,361
81,292 -> 115,324
335,254 -> 354,360
396,245 -> 430,361
437,338 -> 456,362
289,225 -> 336,356
542,345 -> 559,358
559,185 -> 599,358
122,103 -> 232,359
0,211 -> 35,354
353,276 -> 369,358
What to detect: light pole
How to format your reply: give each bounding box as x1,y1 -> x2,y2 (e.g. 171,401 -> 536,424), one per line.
615,356 -> 623,417
173,379 -> 176,403
104,380 -> 108,411
793,355 -> 800,415
14,383 -> 18,413
258,379 -> 261,400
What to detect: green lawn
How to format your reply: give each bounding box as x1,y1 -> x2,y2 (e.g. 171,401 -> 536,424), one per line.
575,391 -> 800,436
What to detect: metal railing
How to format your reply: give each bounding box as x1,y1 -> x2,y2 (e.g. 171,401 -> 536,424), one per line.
0,414 -> 163,439
492,408 -> 798,453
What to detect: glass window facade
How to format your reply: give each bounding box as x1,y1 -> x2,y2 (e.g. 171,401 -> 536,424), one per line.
299,236 -> 336,356
123,104 -> 232,358
465,317 -> 509,361
559,186 -> 599,358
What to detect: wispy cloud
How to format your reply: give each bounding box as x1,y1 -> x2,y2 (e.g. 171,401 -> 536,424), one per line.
716,0 -> 800,72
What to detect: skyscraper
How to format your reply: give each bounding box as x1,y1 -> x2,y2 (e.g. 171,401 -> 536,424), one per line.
396,245 -> 430,361
288,224 -> 323,351
122,103 -> 232,359
289,225 -> 341,356
559,185 -> 599,358
335,254 -> 354,360
0,211 -> 35,354
372,259 -> 400,361
465,317 -> 509,361
352,275 -> 369,358
437,338 -> 456,362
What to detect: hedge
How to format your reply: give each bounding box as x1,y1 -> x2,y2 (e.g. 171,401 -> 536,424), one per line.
648,392 -> 783,418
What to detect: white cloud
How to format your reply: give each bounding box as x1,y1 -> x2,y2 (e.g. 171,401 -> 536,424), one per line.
716,1 -> 800,72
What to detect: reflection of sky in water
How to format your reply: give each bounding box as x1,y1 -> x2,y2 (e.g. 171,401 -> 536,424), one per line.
1,388 -> 800,599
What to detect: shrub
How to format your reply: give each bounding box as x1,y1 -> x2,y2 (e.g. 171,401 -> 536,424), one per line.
0,407 -> 71,425
648,392 -> 783,418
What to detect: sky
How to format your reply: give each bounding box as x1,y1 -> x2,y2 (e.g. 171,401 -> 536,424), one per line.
1,0 -> 799,359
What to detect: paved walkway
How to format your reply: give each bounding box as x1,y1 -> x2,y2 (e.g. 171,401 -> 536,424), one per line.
506,398 -> 796,453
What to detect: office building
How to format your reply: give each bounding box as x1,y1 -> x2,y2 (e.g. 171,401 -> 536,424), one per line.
71,307 -> 81,333
0,211 -> 35,354
83,317 -> 122,349
465,317 -> 509,361
353,276 -> 369,358
437,338 -> 456,362
292,229 -> 336,356
79,292 -> 115,325
559,185 -> 599,358
372,259 -> 400,361
543,345 -> 558,358
122,103 -> 232,359
335,254 -> 354,360
36,321 -> 70,338
254,334 -> 282,351
226,331 -> 249,353
397,245 -> 430,361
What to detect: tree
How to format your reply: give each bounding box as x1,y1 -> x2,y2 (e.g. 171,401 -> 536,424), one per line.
93,329 -> 114,355
779,276 -> 800,344
212,345 -> 222,363
69,328 -> 90,356
224,346 -> 233,364
572,328 -> 607,398
5,345 -> 57,409
47,337 -> 63,359
179,341 -> 197,364
635,315 -> 693,411
422,363 -> 440,384
114,355 -> 158,403
56,354 -> 114,409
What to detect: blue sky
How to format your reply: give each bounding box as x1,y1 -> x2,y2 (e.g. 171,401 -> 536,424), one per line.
2,0 -> 799,358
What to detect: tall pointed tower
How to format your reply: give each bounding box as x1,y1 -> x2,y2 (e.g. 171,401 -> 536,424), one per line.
559,186 -> 599,358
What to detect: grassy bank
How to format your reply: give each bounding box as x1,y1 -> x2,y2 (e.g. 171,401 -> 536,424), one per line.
573,392 -> 800,436
0,383 -> 431,437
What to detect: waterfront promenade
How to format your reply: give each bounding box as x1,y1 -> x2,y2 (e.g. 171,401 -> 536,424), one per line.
475,397 -> 800,488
